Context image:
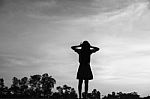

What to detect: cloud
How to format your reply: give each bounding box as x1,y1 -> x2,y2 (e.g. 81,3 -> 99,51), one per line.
28,0 -> 149,20
0,54 -> 39,68
0,0 -> 145,20
96,40 -> 150,84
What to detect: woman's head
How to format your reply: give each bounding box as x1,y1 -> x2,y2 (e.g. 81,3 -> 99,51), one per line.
81,41 -> 90,49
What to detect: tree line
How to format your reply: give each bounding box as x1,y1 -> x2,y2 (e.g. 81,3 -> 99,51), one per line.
0,73 -> 100,99
102,91 -> 150,99
0,73 -> 78,98
0,73 -> 150,99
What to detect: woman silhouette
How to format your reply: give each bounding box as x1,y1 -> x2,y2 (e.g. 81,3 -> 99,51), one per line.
71,41 -> 99,99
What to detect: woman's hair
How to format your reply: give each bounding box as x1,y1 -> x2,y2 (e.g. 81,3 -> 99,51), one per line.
81,41 -> 90,49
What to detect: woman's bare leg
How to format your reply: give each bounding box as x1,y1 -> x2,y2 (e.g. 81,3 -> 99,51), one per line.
78,79 -> 83,99
85,80 -> 89,98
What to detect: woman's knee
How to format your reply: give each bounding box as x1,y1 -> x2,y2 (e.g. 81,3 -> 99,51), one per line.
79,79 -> 83,83
85,80 -> 89,85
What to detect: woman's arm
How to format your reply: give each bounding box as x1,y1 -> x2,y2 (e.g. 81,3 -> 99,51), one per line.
71,44 -> 81,53
71,44 -> 81,50
90,46 -> 99,53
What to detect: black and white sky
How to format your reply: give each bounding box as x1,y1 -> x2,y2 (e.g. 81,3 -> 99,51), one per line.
1,0 -> 150,96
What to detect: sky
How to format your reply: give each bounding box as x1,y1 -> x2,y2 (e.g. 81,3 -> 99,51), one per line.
0,0 -> 150,96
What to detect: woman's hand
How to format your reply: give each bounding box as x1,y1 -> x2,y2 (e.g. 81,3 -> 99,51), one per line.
90,46 -> 99,52
71,44 -> 81,50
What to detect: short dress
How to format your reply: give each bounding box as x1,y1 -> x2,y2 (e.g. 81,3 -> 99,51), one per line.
75,50 -> 93,80
77,63 -> 93,80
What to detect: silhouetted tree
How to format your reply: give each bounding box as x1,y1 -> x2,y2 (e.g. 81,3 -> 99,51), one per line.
0,78 -> 5,96
70,88 -> 78,99
91,89 -> 101,99
63,84 -> 71,94
55,85 -> 77,99
9,77 -> 21,97
63,84 -> 71,99
41,73 -> 56,97
29,74 -> 42,97
102,92 -> 140,99
19,77 -> 29,97
56,86 -> 63,95
0,78 -> 9,97
53,86 -> 63,99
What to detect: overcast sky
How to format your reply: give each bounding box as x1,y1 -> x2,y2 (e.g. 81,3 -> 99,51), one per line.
1,0 -> 150,96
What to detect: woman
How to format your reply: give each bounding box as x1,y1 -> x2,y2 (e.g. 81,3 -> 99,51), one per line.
71,41 -> 99,99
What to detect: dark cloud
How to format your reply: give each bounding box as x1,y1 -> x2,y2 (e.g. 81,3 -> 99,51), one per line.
29,0 -> 139,18
0,0 -> 4,6
0,0 -> 140,19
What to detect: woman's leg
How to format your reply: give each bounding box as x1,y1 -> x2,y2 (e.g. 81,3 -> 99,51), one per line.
78,79 -> 83,99
85,80 -> 89,96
